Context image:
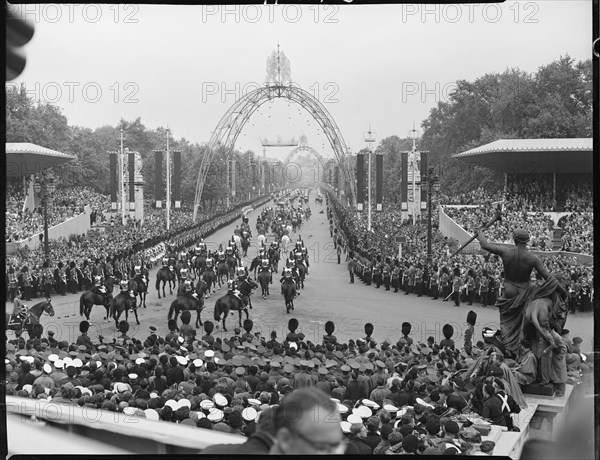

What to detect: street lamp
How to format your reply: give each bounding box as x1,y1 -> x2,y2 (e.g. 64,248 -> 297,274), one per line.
363,125 -> 376,232
33,171 -> 56,263
421,167 -> 440,266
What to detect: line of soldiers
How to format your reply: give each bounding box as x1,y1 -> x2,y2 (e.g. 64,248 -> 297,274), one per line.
352,255 -> 509,308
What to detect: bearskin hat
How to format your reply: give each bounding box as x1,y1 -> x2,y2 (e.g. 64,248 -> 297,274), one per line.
204,321 -> 214,334
79,321 -> 90,334
325,321 -> 335,335
243,319 -> 253,333
402,322 -> 412,336
180,310 -> 191,324
442,323 -> 454,340
119,321 -> 130,334
167,319 -> 178,332
466,310 -> 477,326
288,318 -> 299,333
364,322 -> 374,337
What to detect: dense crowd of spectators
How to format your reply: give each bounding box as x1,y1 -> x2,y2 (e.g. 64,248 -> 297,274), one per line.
559,212 -> 593,255
5,195 -> 272,301
5,182 -> 111,243
326,191 -> 593,314
444,206 -> 555,251
6,309 -> 593,455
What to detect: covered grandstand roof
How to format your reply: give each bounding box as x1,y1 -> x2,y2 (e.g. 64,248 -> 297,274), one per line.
452,138 -> 593,174
6,142 -> 76,176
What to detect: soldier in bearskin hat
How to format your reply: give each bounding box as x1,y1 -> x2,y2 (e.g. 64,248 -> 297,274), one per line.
440,323 -> 455,350
76,320 -> 93,349
464,310 -> 477,355
286,318 -> 299,343
323,321 -> 337,347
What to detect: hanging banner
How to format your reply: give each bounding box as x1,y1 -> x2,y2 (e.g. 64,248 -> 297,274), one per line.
401,151 -> 408,211
155,151 -> 163,208
375,153 -> 383,211
172,151 -> 181,208
128,152 -> 135,207
109,153 -> 118,209
231,160 -> 236,197
420,150 -> 428,210
356,153 -> 365,211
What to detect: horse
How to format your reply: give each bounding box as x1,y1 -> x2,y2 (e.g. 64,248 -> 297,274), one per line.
156,266 -> 177,299
240,235 -> 251,258
168,295 -> 204,328
108,292 -> 139,327
249,256 -> 262,278
6,299 -> 55,337
213,294 -> 248,331
193,254 -> 207,277
295,262 -> 307,289
257,270 -> 272,299
216,260 -> 229,287
80,289 -> 112,321
226,254 -> 238,279
269,250 -> 280,274
132,274 -> 148,308
238,277 -> 258,309
196,278 -> 209,299
202,267 -> 217,297
282,279 -> 297,314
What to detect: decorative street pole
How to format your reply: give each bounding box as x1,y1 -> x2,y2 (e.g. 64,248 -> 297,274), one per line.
33,171 -> 56,263
422,167 -> 440,266
363,125 -> 376,232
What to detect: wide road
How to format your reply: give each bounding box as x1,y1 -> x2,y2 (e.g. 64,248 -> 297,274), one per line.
6,193 -> 594,354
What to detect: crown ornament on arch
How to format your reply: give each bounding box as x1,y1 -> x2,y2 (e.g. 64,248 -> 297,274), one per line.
266,43 -> 292,86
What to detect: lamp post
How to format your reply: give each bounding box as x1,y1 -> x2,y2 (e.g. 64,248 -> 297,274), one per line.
33,171 -> 56,263
363,125 -> 376,232
421,167 -> 440,266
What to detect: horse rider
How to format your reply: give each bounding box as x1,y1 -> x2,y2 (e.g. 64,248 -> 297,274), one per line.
180,278 -> 200,301
91,275 -> 110,308
93,258 -> 105,282
232,229 -> 241,250
10,290 -> 29,327
259,257 -> 273,283
217,246 -> 226,264
236,266 -> 249,283
280,267 -> 295,294
227,278 -> 242,302
119,279 -> 135,299
205,253 -> 216,274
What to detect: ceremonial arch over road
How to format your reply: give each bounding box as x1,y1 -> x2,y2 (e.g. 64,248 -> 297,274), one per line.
193,48 -> 356,221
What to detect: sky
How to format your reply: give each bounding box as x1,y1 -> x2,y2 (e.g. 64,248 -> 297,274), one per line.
8,2 -> 592,162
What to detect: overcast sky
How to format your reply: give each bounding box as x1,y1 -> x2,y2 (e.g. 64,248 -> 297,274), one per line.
8,2 -> 591,161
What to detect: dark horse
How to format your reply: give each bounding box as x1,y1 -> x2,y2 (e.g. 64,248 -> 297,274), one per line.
202,267 -> 217,297
249,256 -> 262,278
257,270 -> 272,299
282,279 -> 297,314
295,262 -> 307,289
109,292 -> 139,327
132,274 -> 148,308
217,260 -> 229,287
168,295 -> 204,328
240,234 -> 251,258
238,277 -> 258,309
80,289 -> 113,321
156,266 -> 177,299
6,299 -> 55,337
213,294 -> 248,331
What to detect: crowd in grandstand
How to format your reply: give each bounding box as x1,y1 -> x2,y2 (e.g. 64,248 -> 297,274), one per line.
327,193 -> 593,314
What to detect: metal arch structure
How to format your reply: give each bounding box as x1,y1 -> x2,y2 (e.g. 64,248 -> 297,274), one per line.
193,84 -> 356,221
284,144 -> 326,168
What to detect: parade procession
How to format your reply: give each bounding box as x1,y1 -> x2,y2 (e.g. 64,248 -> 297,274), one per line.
5,3 -> 596,458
